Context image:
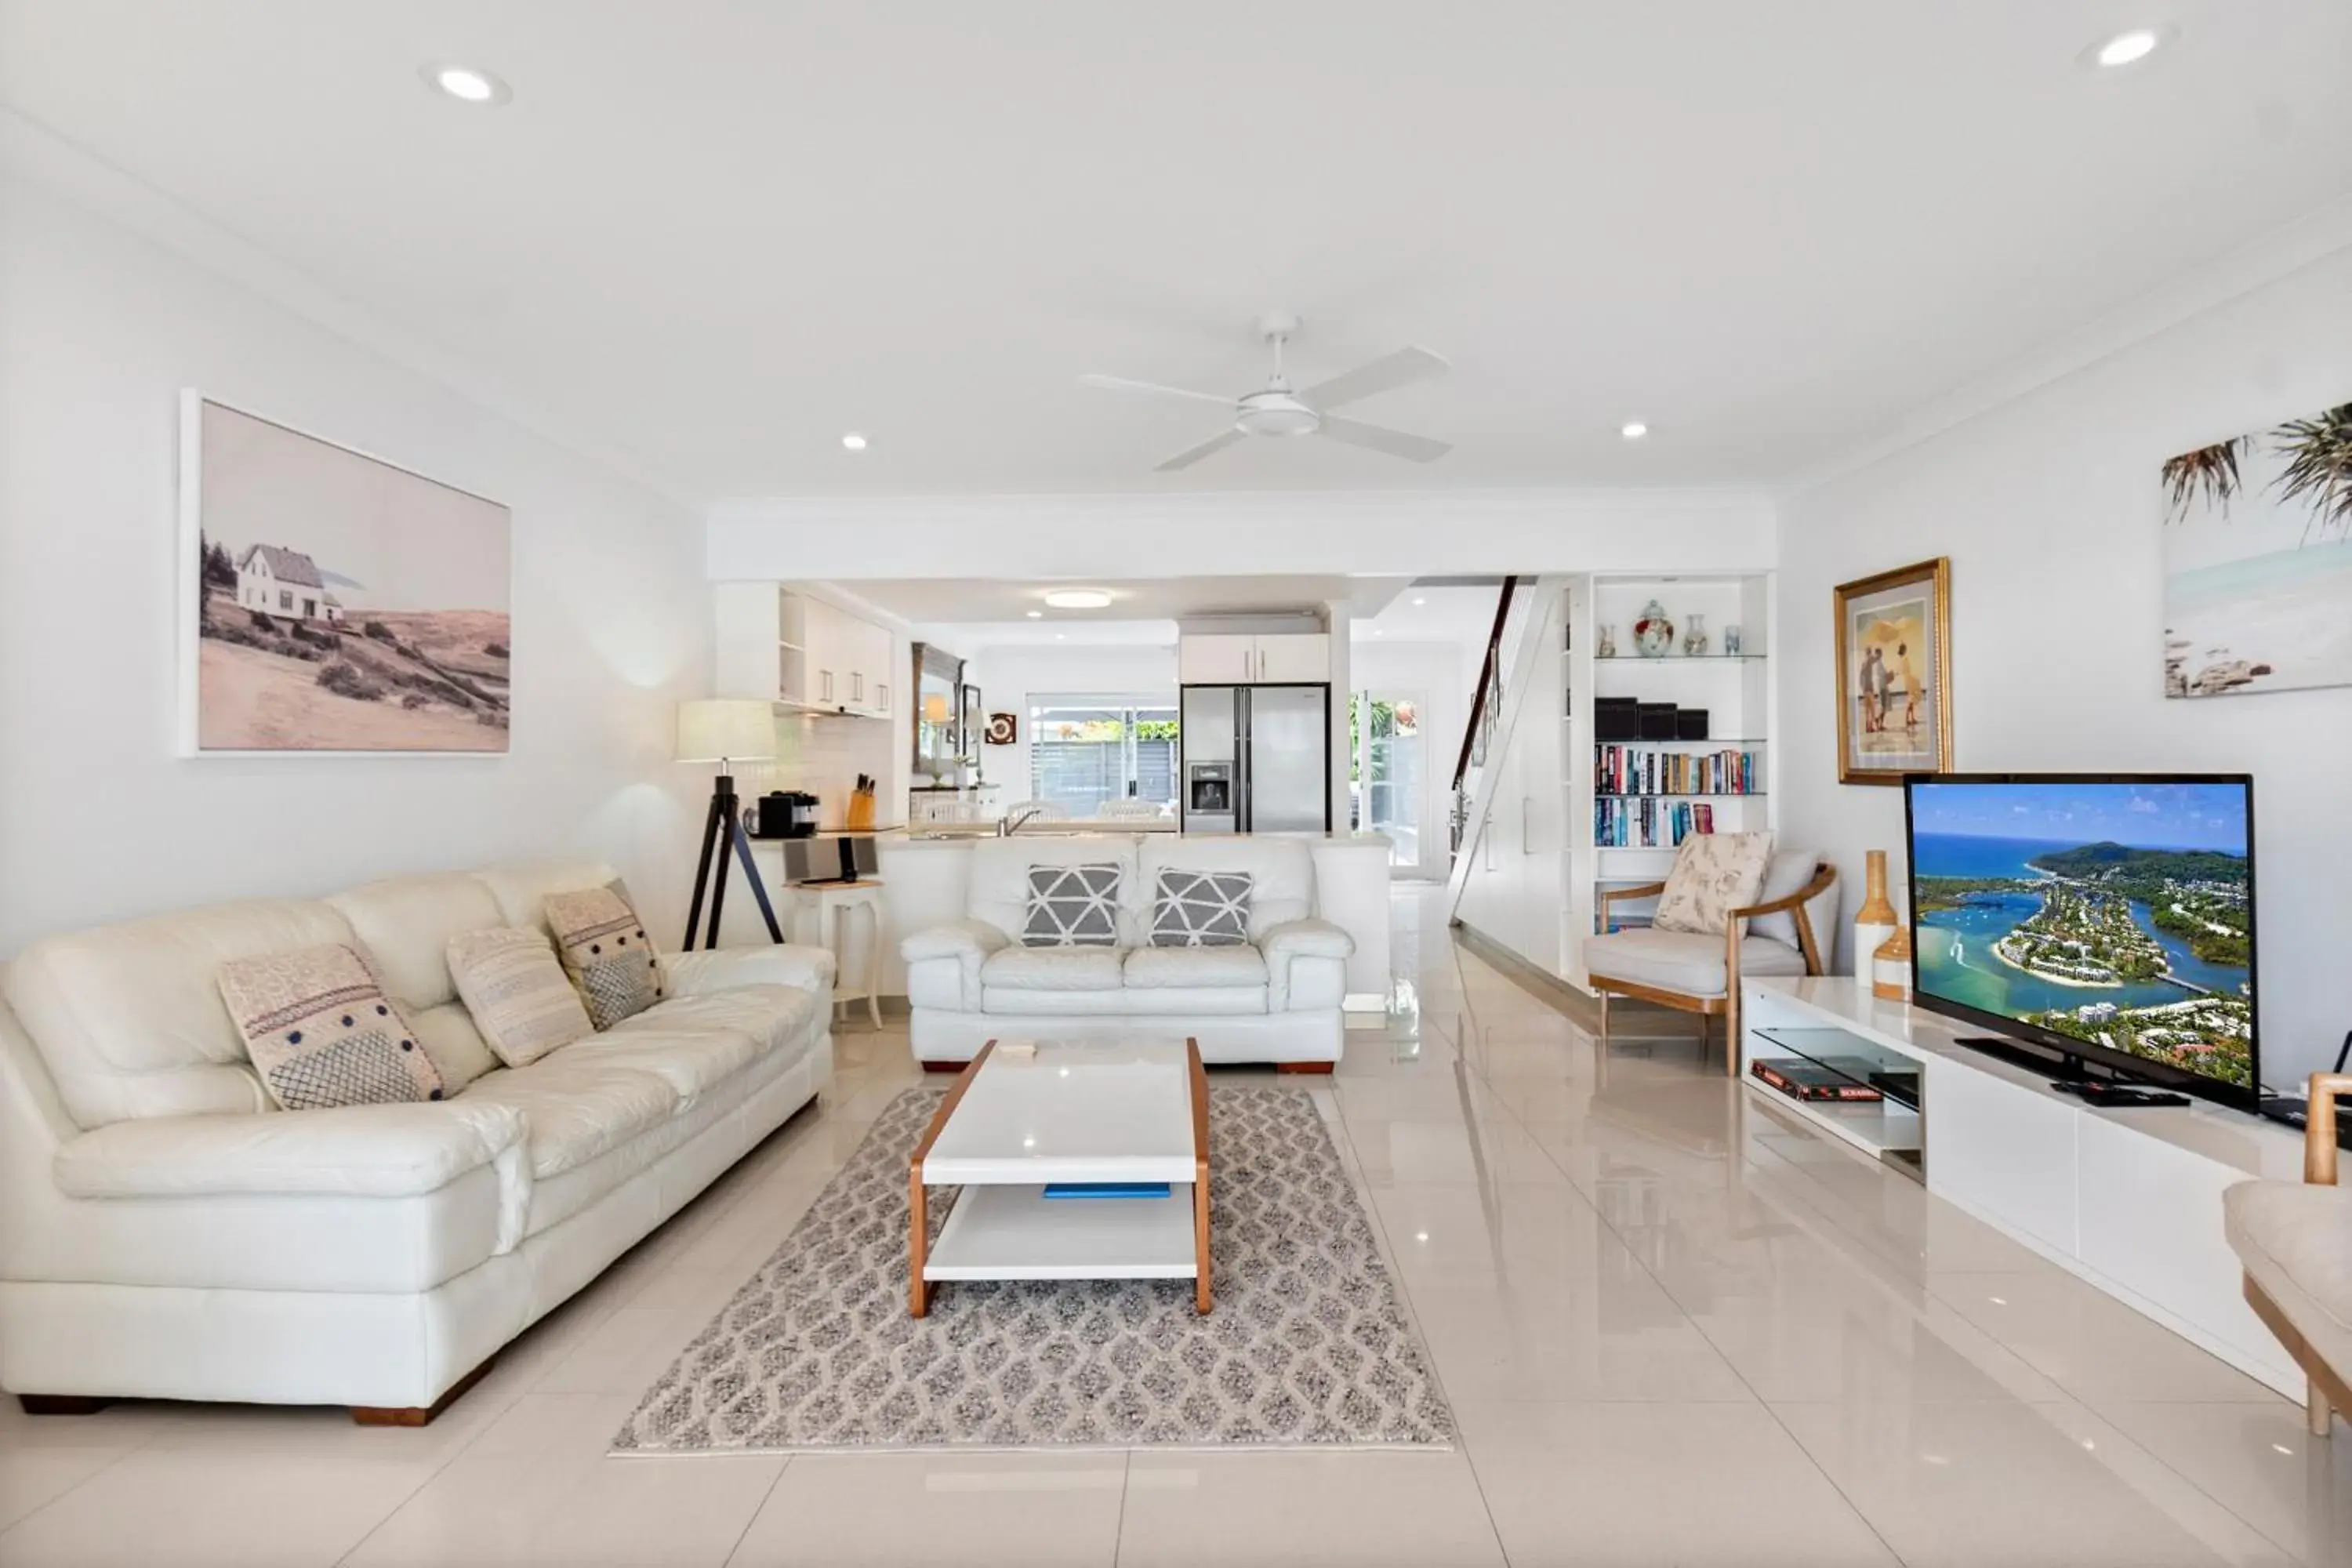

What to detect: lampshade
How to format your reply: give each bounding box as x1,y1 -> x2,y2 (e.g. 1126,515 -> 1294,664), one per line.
922,692 -> 952,723
675,699 -> 778,764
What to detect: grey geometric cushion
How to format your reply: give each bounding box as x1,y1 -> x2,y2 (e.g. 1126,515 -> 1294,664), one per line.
1022,863 -> 1122,947
1150,869 -> 1254,947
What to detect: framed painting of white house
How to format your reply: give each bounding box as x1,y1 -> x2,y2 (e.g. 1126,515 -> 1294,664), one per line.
2162,399 -> 2352,699
179,394 -> 512,754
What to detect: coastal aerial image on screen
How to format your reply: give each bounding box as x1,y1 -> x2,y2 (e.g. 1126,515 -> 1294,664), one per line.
1911,782 -> 2252,1087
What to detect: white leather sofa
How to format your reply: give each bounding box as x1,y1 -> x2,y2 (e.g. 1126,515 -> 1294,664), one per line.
0,859 -> 833,1421
899,836 -> 1354,1069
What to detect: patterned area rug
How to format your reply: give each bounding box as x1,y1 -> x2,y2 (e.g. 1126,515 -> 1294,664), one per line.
612,1083 -> 1454,1453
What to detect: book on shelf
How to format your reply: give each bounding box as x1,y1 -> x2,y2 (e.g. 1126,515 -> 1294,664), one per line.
1594,797 -> 1714,848
1592,745 -> 1764,797
1751,1059 -> 1884,1104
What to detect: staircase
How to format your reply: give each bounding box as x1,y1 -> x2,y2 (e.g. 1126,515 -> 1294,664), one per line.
1443,575 -> 1564,927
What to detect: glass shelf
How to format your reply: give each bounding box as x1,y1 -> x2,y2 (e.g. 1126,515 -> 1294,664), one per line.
1751,1027 -> 1921,1110
1592,655 -> 1767,662
1589,736 -> 1769,744
1593,792 -> 1767,800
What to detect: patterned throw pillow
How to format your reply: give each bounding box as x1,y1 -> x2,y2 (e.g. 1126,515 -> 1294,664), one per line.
1150,869 -> 1254,947
545,885 -> 666,1029
217,944 -> 445,1110
1022,863 -> 1122,946
448,927 -> 596,1066
1651,830 -> 1777,936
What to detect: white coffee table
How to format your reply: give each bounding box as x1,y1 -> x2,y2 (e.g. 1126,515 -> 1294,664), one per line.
909,1038 -> 1210,1317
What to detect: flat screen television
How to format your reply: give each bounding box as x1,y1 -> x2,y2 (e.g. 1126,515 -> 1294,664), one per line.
1903,773 -> 2257,1110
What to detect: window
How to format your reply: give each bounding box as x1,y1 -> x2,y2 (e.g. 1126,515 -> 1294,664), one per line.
278,590 -> 292,610
1028,698 -> 1179,817
301,597 -> 317,618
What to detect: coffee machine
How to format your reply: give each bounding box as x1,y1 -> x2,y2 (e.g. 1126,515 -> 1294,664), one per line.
750,790 -> 820,839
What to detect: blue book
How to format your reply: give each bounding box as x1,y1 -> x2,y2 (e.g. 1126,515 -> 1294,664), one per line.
1041,1181 -> 1171,1200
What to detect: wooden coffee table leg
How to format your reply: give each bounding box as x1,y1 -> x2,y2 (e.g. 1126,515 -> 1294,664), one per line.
907,1044 -> 992,1319
908,1163 -> 931,1317
1189,1038 -> 1211,1315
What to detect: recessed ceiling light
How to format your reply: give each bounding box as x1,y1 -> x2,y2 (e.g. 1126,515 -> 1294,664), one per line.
1411,596 -> 1428,606
840,432 -> 868,451
421,63 -> 510,105
1025,610 -> 1043,619
1621,421 -> 1650,440
1043,589 -> 1112,610
1054,633 -> 1066,641
1372,629 -> 1384,637
2083,26 -> 2167,69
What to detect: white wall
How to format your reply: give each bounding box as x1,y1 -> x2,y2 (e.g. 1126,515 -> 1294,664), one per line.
0,172 -> 712,951
959,641 -> 1181,804
710,492 -> 1774,581
1777,245 -> 2352,1088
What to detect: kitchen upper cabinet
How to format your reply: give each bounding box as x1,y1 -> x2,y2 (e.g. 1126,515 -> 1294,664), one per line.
1178,631 -> 1330,684
1178,634 -> 1257,684
1254,633 -> 1330,683
713,583 -> 892,716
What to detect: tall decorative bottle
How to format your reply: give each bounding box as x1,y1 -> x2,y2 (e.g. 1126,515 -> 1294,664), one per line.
1853,850 -> 1899,982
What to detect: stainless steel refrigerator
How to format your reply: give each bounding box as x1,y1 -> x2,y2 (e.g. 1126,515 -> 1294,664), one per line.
1179,684 -> 1331,834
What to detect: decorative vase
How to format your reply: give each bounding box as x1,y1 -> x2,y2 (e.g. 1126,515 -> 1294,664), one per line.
1596,623 -> 1617,659
1872,925 -> 1914,1002
1682,613 -> 1709,657
1853,849 -> 1898,981
1632,601 -> 1675,658
1722,623 -> 1744,656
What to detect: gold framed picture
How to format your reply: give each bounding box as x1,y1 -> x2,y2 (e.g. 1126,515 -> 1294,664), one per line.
1833,557 -> 1952,786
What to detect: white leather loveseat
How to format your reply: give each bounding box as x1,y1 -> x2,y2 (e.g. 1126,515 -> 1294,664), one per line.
0,859 -> 833,1422
898,835 -> 1354,1069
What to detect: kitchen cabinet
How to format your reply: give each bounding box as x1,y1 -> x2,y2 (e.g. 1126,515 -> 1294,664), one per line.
1254,632 -> 1330,683
1178,631 -> 1330,684
713,583 -> 892,716
1178,634 -> 1256,684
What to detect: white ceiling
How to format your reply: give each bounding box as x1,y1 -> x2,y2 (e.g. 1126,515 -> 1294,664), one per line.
1355,585 -> 1510,648
5,2 -> 2349,499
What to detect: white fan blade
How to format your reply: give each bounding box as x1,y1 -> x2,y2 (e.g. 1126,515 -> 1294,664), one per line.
1316,416 -> 1451,463
1080,373 -> 1236,409
1155,427 -> 1247,472
1299,346 -> 1450,411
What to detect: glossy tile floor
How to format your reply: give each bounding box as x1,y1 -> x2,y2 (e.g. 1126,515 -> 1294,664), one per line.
3,887 -> 2344,1566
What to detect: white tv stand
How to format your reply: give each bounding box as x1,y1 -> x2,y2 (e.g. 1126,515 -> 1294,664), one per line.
1742,975 -> 2304,1399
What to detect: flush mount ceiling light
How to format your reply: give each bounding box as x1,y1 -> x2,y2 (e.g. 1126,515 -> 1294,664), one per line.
1042,589 -> 1113,610
2082,26 -> 2170,69
1621,421 -> 1650,440
840,432 -> 868,451
420,63 -> 511,104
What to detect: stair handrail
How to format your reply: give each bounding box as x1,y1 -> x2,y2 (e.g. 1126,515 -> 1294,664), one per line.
1452,575 -> 1520,792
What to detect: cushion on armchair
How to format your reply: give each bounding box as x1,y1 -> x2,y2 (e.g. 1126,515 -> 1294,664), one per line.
1652,831 -> 1776,935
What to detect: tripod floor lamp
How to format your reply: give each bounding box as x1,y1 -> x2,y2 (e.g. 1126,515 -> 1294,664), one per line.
676,699 -> 786,952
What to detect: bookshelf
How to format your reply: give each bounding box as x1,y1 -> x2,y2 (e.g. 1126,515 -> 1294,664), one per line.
1561,572 -> 1775,989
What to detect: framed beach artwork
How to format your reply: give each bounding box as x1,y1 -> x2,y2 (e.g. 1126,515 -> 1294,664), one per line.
179,394 -> 512,754
1833,557 -> 1953,786
2161,399 -> 2352,699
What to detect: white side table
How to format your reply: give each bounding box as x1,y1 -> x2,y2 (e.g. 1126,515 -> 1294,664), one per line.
800,879 -> 884,1030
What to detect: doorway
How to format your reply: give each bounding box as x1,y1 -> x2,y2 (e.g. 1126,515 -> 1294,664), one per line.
1351,689 -> 1425,873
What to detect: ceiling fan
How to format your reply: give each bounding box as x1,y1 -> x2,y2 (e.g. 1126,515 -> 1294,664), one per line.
1081,313 -> 1452,472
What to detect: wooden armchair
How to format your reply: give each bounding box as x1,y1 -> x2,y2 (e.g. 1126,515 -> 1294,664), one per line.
1586,861 -> 1838,1073
2227,1074 -> 2352,1436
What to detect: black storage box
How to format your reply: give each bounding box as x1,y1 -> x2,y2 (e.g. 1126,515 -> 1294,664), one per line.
1595,697 -> 1642,742
1637,702 -> 1679,740
1675,708 -> 1710,741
